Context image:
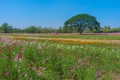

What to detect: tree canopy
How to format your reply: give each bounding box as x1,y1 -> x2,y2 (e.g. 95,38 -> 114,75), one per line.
25,25 -> 41,33
64,14 -> 101,34
0,23 -> 13,33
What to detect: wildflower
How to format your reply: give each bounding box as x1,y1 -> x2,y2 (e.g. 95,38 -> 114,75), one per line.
24,74 -> 28,77
5,72 -> 9,77
13,53 -> 23,62
38,72 -> 42,76
6,45 -> 12,51
31,61 -> 34,65
14,57 -> 18,62
70,66 -> 75,71
13,42 -> 20,47
2,71 -> 9,77
38,46 -> 42,50
5,38 -> 13,43
96,70 -> 103,78
18,69 -> 21,73
32,67 -> 37,71
17,53 -> 22,60
21,47 -> 25,53
30,77 -> 32,80
78,58 -> 83,64
42,67 -> 46,71
118,75 -> 120,79
38,67 -> 46,71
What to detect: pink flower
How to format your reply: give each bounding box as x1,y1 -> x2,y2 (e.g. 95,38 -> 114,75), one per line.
1,37 -> 13,43
14,57 -> 18,62
6,45 -> 12,51
118,75 -> 120,79
78,58 -> 83,64
17,53 -> 22,59
5,72 -> 9,77
21,47 -> 25,53
13,53 -> 23,62
13,42 -> 20,47
70,66 -> 75,71
96,70 -> 103,78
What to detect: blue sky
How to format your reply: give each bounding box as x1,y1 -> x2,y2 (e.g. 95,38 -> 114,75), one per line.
0,0 -> 120,29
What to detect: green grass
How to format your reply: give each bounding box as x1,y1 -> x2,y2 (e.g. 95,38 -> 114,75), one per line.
0,37 -> 120,80
1,33 -> 120,40
38,35 -> 120,40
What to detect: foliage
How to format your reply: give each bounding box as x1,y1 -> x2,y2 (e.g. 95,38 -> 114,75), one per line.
25,25 -> 41,33
110,27 -> 120,32
101,26 -> 111,32
57,27 -> 64,33
41,27 -> 55,33
101,26 -> 120,33
0,23 -> 13,33
64,14 -> 101,34
63,26 -> 74,33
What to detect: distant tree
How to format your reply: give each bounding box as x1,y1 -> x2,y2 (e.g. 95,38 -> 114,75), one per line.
102,26 -> 111,32
25,25 -> 41,33
0,23 -> 13,33
41,27 -> 55,33
37,26 -> 42,33
64,14 -> 101,34
47,27 -> 55,33
12,28 -> 22,33
63,26 -> 73,33
57,26 -> 64,33
110,27 -> 120,32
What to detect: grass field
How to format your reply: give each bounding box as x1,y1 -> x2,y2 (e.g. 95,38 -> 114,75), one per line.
1,33 -> 120,40
0,33 -> 120,80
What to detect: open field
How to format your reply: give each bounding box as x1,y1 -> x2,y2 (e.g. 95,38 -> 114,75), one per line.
0,33 -> 120,80
0,33 -> 120,45
0,33 -> 120,40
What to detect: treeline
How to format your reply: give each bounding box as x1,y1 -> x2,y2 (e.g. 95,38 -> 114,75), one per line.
0,23 -> 55,33
101,26 -> 120,33
0,23 -> 120,33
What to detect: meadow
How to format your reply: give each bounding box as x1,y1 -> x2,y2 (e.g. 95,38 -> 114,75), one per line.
0,33 -> 120,80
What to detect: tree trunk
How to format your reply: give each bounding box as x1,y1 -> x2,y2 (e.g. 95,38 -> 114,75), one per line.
79,24 -> 84,35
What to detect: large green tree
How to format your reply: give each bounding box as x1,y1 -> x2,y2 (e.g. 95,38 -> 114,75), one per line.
0,23 -> 13,33
64,14 -> 100,34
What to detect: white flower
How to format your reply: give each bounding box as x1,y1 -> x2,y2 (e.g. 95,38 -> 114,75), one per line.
24,74 -> 28,77
42,67 -> 46,70
38,72 -> 42,76
32,67 -> 37,71
30,77 -> 32,80
18,69 -> 20,73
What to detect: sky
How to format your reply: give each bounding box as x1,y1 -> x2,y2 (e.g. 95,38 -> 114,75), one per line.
0,0 -> 120,29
